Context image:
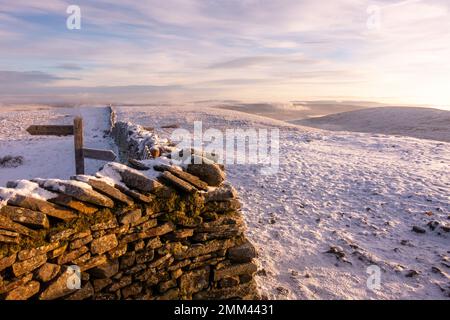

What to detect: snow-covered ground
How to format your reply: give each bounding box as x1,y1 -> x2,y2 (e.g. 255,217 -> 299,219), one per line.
293,107 -> 450,143
115,105 -> 450,300
0,104 -> 449,300
0,106 -> 116,186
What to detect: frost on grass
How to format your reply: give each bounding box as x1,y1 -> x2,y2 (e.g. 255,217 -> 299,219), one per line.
115,104 -> 450,300
0,155 -> 24,168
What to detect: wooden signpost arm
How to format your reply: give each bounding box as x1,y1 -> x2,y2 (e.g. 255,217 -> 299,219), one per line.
26,114 -> 117,175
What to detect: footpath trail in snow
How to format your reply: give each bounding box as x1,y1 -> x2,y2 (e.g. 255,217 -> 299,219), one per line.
116,105 -> 450,300
0,106 -> 115,186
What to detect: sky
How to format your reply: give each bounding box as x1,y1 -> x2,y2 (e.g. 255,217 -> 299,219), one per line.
0,0 -> 450,107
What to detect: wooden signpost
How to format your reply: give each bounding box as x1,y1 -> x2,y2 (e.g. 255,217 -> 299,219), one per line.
26,117 -> 117,175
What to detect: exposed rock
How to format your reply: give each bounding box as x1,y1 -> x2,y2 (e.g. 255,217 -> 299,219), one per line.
49,243 -> 68,259
155,164 -> 209,191
159,171 -> 197,193
186,162 -> 225,187
146,237 -> 163,250
128,158 -> 150,171
326,246 -> 346,259
49,228 -> 76,243
108,243 -> 127,259
93,278 -> 112,292
33,179 -> 114,208
136,250 -> 155,264
219,276 -> 240,288
72,252 -> 91,265
35,263 -> 61,282
108,275 -> 132,292
79,255 -> 108,272
114,184 -> 153,203
49,194 -> 98,214
431,266 -> 444,275
0,157 -> 258,301
158,279 -> 177,293
204,199 -> 242,213
205,183 -> 238,202
180,238 -> 238,259
118,208 -> 142,225
125,264 -> 147,276
90,234 -> 119,255
130,219 -> 157,233
91,219 -> 118,231
276,286 -> 290,295
179,267 -> 210,296
0,274 -> 33,295
122,283 -> 143,299
0,233 -> 19,244
70,235 -> 93,250
57,246 -> 89,265
0,214 -> 39,238
196,213 -> 243,233
170,268 -> 183,280
12,254 -> 47,277
113,165 -> 162,193
120,233 -> 140,244
193,228 -> 242,242
39,267 -> 79,300
89,259 -> 119,278
0,253 -> 17,272
166,228 -> 194,240
405,270 -> 420,278
193,280 -> 258,300
4,280 -> 40,300
156,288 -> 180,300
18,242 -> 60,261
148,253 -> 172,268
139,222 -> 175,239
214,262 -> 258,281
7,194 -> 77,221
228,242 -> 257,263
65,282 -> 94,300
72,176 -> 134,206
412,226 -> 426,234
120,252 -> 136,269
427,221 -> 440,231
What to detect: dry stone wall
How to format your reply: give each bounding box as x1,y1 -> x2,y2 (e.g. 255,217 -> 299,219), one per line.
0,123 -> 259,300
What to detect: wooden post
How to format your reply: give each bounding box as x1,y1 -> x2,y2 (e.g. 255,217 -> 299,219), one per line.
26,114 -> 116,175
73,117 -> 84,175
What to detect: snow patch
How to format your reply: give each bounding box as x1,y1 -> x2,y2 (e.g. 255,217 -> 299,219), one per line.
0,180 -> 57,201
125,122 -> 169,154
32,178 -> 93,193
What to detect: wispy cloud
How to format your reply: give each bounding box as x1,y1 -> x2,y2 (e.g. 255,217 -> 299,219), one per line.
0,0 -> 449,105
0,70 -> 71,83
54,63 -> 84,71
209,57 -> 280,69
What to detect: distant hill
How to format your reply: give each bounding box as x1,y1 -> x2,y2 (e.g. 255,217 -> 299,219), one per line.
215,101 -> 374,121
292,107 -> 450,142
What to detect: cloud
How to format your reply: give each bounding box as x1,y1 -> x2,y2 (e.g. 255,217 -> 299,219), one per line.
55,63 -> 84,71
0,70 -> 68,83
208,57 -> 278,69
0,0 -> 449,105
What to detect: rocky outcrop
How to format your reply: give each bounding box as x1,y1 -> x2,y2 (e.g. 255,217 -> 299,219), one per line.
0,157 -> 258,300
